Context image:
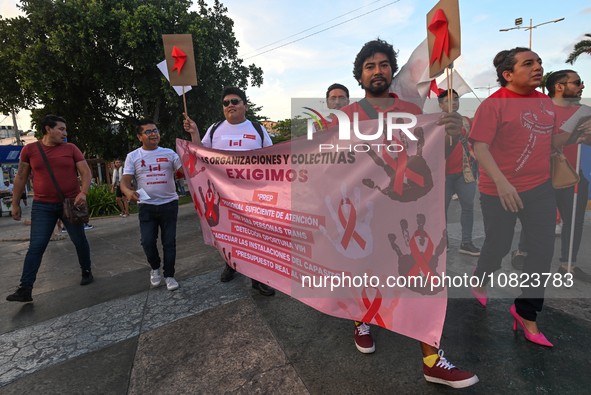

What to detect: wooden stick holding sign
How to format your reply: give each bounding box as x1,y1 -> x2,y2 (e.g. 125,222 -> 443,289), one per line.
427,0 -> 461,146
162,34 -> 198,115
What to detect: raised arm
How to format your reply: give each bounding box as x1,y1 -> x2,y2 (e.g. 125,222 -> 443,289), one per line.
183,113 -> 202,145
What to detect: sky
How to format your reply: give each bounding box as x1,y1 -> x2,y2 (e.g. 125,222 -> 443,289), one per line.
1,0 -> 590,128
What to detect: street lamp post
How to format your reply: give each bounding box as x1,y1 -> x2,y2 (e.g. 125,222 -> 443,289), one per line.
499,17 -> 565,49
475,85 -> 495,97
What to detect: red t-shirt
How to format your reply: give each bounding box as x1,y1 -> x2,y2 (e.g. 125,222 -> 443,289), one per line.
445,117 -> 473,174
20,141 -> 86,203
469,87 -> 555,196
331,93 -> 423,127
554,105 -> 579,168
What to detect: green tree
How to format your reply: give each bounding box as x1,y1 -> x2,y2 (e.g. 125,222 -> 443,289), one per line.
272,116 -> 308,144
0,17 -> 35,116
566,33 -> 591,65
3,0 -> 263,159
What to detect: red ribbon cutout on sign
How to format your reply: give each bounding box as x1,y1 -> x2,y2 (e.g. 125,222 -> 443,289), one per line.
205,189 -> 217,221
361,288 -> 386,327
407,229 -> 435,278
338,198 -> 367,250
381,136 -> 424,195
172,46 -> 187,75
428,9 -> 450,66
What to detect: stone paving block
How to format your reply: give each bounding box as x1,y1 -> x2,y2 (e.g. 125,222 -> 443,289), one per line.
128,298 -> 310,395
252,290 -> 591,394
0,337 -> 138,395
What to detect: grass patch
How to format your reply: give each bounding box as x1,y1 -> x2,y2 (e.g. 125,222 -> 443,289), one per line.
93,193 -> 193,218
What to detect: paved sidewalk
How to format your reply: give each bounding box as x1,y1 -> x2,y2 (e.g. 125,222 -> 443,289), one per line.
1,200 -> 590,394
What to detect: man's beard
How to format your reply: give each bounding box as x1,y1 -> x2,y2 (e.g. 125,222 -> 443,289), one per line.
362,78 -> 390,95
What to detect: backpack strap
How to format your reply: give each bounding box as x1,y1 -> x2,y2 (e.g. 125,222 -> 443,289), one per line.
357,98 -> 379,120
252,122 -> 265,148
209,120 -> 224,146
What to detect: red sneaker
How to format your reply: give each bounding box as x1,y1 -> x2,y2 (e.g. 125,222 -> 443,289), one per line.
354,322 -> 375,353
423,350 -> 479,389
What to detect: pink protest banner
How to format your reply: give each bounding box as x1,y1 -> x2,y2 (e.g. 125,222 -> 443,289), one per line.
176,113 -> 448,347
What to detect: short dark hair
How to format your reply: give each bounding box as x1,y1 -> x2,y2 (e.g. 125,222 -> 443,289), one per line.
221,86 -> 247,104
326,83 -> 350,99
437,89 -> 458,103
546,69 -> 577,97
353,39 -> 398,85
41,114 -> 66,135
493,47 -> 532,87
136,118 -> 156,134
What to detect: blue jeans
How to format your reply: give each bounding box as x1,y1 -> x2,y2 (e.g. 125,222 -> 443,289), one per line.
474,180 -> 556,321
516,172 -> 588,262
20,200 -> 91,289
445,173 -> 476,243
138,200 -> 178,278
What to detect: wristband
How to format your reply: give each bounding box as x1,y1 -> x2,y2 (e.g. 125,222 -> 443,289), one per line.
80,191 -> 87,196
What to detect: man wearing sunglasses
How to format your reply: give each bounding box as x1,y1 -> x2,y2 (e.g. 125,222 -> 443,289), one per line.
120,119 -> 183,291
512,70 -> 591,282
183,86 -> 275,296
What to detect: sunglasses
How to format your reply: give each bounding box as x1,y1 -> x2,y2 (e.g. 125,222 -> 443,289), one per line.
560,80 -> 584,87
223,98 -> 242,107
142,129 -> 160,136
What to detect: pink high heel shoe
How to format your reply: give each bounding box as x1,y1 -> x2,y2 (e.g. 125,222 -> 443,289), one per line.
471,268 -> 486,307
510,304 -> 553,347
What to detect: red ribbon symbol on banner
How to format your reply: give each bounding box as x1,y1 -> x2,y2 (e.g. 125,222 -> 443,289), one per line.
428,9 -> 450,66
407,229 -> 435,279
205,189 -> 217,221
361,288 -> 385,327
172,46 -> 187,75
381,136 -> 424,195
338,198 -> 367,250
141,160 -> 146,167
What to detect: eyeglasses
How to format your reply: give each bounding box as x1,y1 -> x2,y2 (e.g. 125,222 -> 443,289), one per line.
560,80 -> 584,87
223,98 -> 242,107
141,129 -> 160,136
328,97 -> 349,103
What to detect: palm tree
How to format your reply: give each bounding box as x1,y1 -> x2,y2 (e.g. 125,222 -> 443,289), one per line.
566,33 -> 591,64
540,71 -> 553,94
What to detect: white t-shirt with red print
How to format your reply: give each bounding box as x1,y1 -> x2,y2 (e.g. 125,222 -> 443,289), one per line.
202,120 -> 273,151
469,87 -> 556,196
123,147 -> 182,205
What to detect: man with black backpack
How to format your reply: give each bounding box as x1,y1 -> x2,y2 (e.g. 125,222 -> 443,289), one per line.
183,86 -> 275,296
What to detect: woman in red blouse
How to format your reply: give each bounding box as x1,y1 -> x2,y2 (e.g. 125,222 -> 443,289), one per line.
469,47 -> 558,347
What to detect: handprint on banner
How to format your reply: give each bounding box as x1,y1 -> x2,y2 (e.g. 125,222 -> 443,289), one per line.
388,213 -> 446,295
319,183 -> 374,259
199,179 -> 220,227
222,247 -> 237,270
178,140 -> 206,178
362,125 -> 433,202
